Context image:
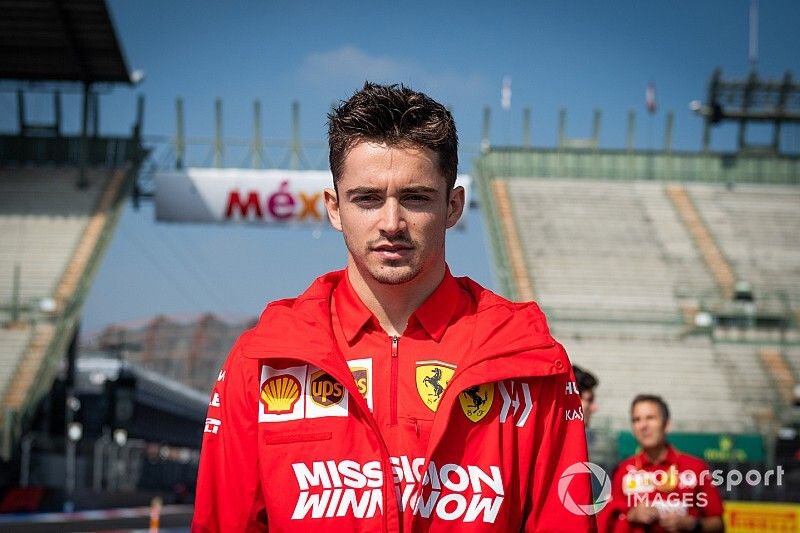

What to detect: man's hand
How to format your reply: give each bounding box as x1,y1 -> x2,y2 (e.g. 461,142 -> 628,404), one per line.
626,503 -> 659,525
658,512 -> 697,532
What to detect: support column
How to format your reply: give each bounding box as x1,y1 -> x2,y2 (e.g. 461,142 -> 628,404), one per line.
522,107 -> 531,147
290,101 -> 301,170
214,98 -> 223,168
481,106 -> 491,153
592,109 -> 602,150
252,100 -> 263,169
626,110 -> 636,151
175,98 -> 185,170
664,111 -> 674,152
78,82 -> 91,188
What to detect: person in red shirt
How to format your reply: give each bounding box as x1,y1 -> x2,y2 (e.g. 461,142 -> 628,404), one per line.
599,395 -> 724,533
192,82 -> 594,532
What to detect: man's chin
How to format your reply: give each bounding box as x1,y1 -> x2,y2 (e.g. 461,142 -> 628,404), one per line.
369,264 -> 418,285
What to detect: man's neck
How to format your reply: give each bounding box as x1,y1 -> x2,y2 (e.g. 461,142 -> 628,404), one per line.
642,443 -> 669,465
346,260 -> 445,337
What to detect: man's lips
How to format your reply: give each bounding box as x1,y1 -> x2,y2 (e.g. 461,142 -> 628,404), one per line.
372,244 -> 413,252
372,244 -> 413,258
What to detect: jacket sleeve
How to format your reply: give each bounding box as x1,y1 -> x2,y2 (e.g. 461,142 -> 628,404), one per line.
192,335 -> 268,533
523,354 -> 597,532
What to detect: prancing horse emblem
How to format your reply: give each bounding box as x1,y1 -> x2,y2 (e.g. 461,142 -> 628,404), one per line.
415,361 -> 455,412
459,383 -> 494,423
423,368 -> 445,399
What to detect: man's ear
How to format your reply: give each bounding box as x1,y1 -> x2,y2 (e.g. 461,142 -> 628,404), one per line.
445,185 -> 466,229
324,188 -> 342,232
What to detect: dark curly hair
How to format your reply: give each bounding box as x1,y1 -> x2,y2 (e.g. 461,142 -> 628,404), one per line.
328,82 -> 458,192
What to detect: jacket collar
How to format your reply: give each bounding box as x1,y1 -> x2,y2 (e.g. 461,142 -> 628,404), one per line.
241,269 -> 567,381
334,266 -> 462,343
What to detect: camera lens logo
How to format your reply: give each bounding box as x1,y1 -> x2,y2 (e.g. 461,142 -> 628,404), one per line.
558,462 -> 612,516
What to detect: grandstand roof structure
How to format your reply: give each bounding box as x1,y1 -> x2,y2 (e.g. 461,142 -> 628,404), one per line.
0,0 -> 131,83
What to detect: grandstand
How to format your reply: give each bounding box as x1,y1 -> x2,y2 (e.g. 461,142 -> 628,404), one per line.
0,165 -> 136,454
0,0 -> 156,507
476,123 -> 800,461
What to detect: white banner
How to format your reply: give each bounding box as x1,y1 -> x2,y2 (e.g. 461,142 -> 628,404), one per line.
154,168 -> 471,227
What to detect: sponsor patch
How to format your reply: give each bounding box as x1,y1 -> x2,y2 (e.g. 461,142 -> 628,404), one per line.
259,365 -> 307,422
347,358 -> 373,412
262,375 -> 302,414
497,380 -> 532,427
259,362 -> 370,422
565,406 -> 584,422
459,384 -> 494,422
305,365 -> 348,419
415,360 -> 456,412
209,392 -> 221,407
204,417 -> 221,434
291,456 -> 505,523
309,370 -> 345,408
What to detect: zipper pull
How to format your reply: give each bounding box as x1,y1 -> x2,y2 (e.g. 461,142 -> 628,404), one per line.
391,335 -> 398,357
410,417 -> 419,437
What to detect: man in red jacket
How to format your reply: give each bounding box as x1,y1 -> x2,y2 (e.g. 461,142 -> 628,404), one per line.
193,82 -> 594,532
598,395 -> 724,533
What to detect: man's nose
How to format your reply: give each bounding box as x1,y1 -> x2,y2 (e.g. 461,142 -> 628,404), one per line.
379,198 -> 405,235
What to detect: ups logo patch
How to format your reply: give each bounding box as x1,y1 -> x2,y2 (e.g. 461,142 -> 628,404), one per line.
310,370 -> 345,407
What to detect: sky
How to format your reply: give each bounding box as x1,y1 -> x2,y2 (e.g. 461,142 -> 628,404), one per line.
4,0 -> 799,335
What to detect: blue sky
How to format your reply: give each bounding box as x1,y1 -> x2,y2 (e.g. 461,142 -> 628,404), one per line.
10,0 -> 797,334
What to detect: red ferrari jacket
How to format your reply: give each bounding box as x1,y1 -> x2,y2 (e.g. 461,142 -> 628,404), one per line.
193,270 -> 594,532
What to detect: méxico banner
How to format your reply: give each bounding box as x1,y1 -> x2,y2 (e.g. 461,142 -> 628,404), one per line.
154,168 -> 471,226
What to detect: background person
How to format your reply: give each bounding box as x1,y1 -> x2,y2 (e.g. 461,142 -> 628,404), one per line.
599,394 -> 723,533
574,365 -> 599,428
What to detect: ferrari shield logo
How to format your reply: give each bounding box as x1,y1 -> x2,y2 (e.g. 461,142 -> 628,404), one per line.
415,361 -> 456,412
459,384 -> 494,422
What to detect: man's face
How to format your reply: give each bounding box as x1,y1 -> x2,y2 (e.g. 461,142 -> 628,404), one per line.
580,389 -> 597,427
631,400 -> 669,451
324,141 -> 464,285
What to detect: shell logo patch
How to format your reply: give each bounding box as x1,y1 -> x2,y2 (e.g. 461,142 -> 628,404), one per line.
459,383 -> 494,422
415,360 -> 456,412
259,364 -> 307,422
261,375 -> 302,414
310,370 -> 345,407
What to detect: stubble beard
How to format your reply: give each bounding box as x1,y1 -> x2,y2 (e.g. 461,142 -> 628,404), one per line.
370,261 -> 419,285
344,234 -> 421,286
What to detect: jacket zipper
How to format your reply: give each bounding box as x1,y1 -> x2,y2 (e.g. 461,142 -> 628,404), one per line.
390,335 -> 399,426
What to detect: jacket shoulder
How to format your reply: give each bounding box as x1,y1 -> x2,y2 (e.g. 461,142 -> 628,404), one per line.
258,269 -> 344,315
676,451 -> 713,471
457,275 -> 553,339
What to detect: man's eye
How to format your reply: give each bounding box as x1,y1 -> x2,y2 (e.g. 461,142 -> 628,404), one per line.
403,195 -> 429,203
353,195 -> 381,206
